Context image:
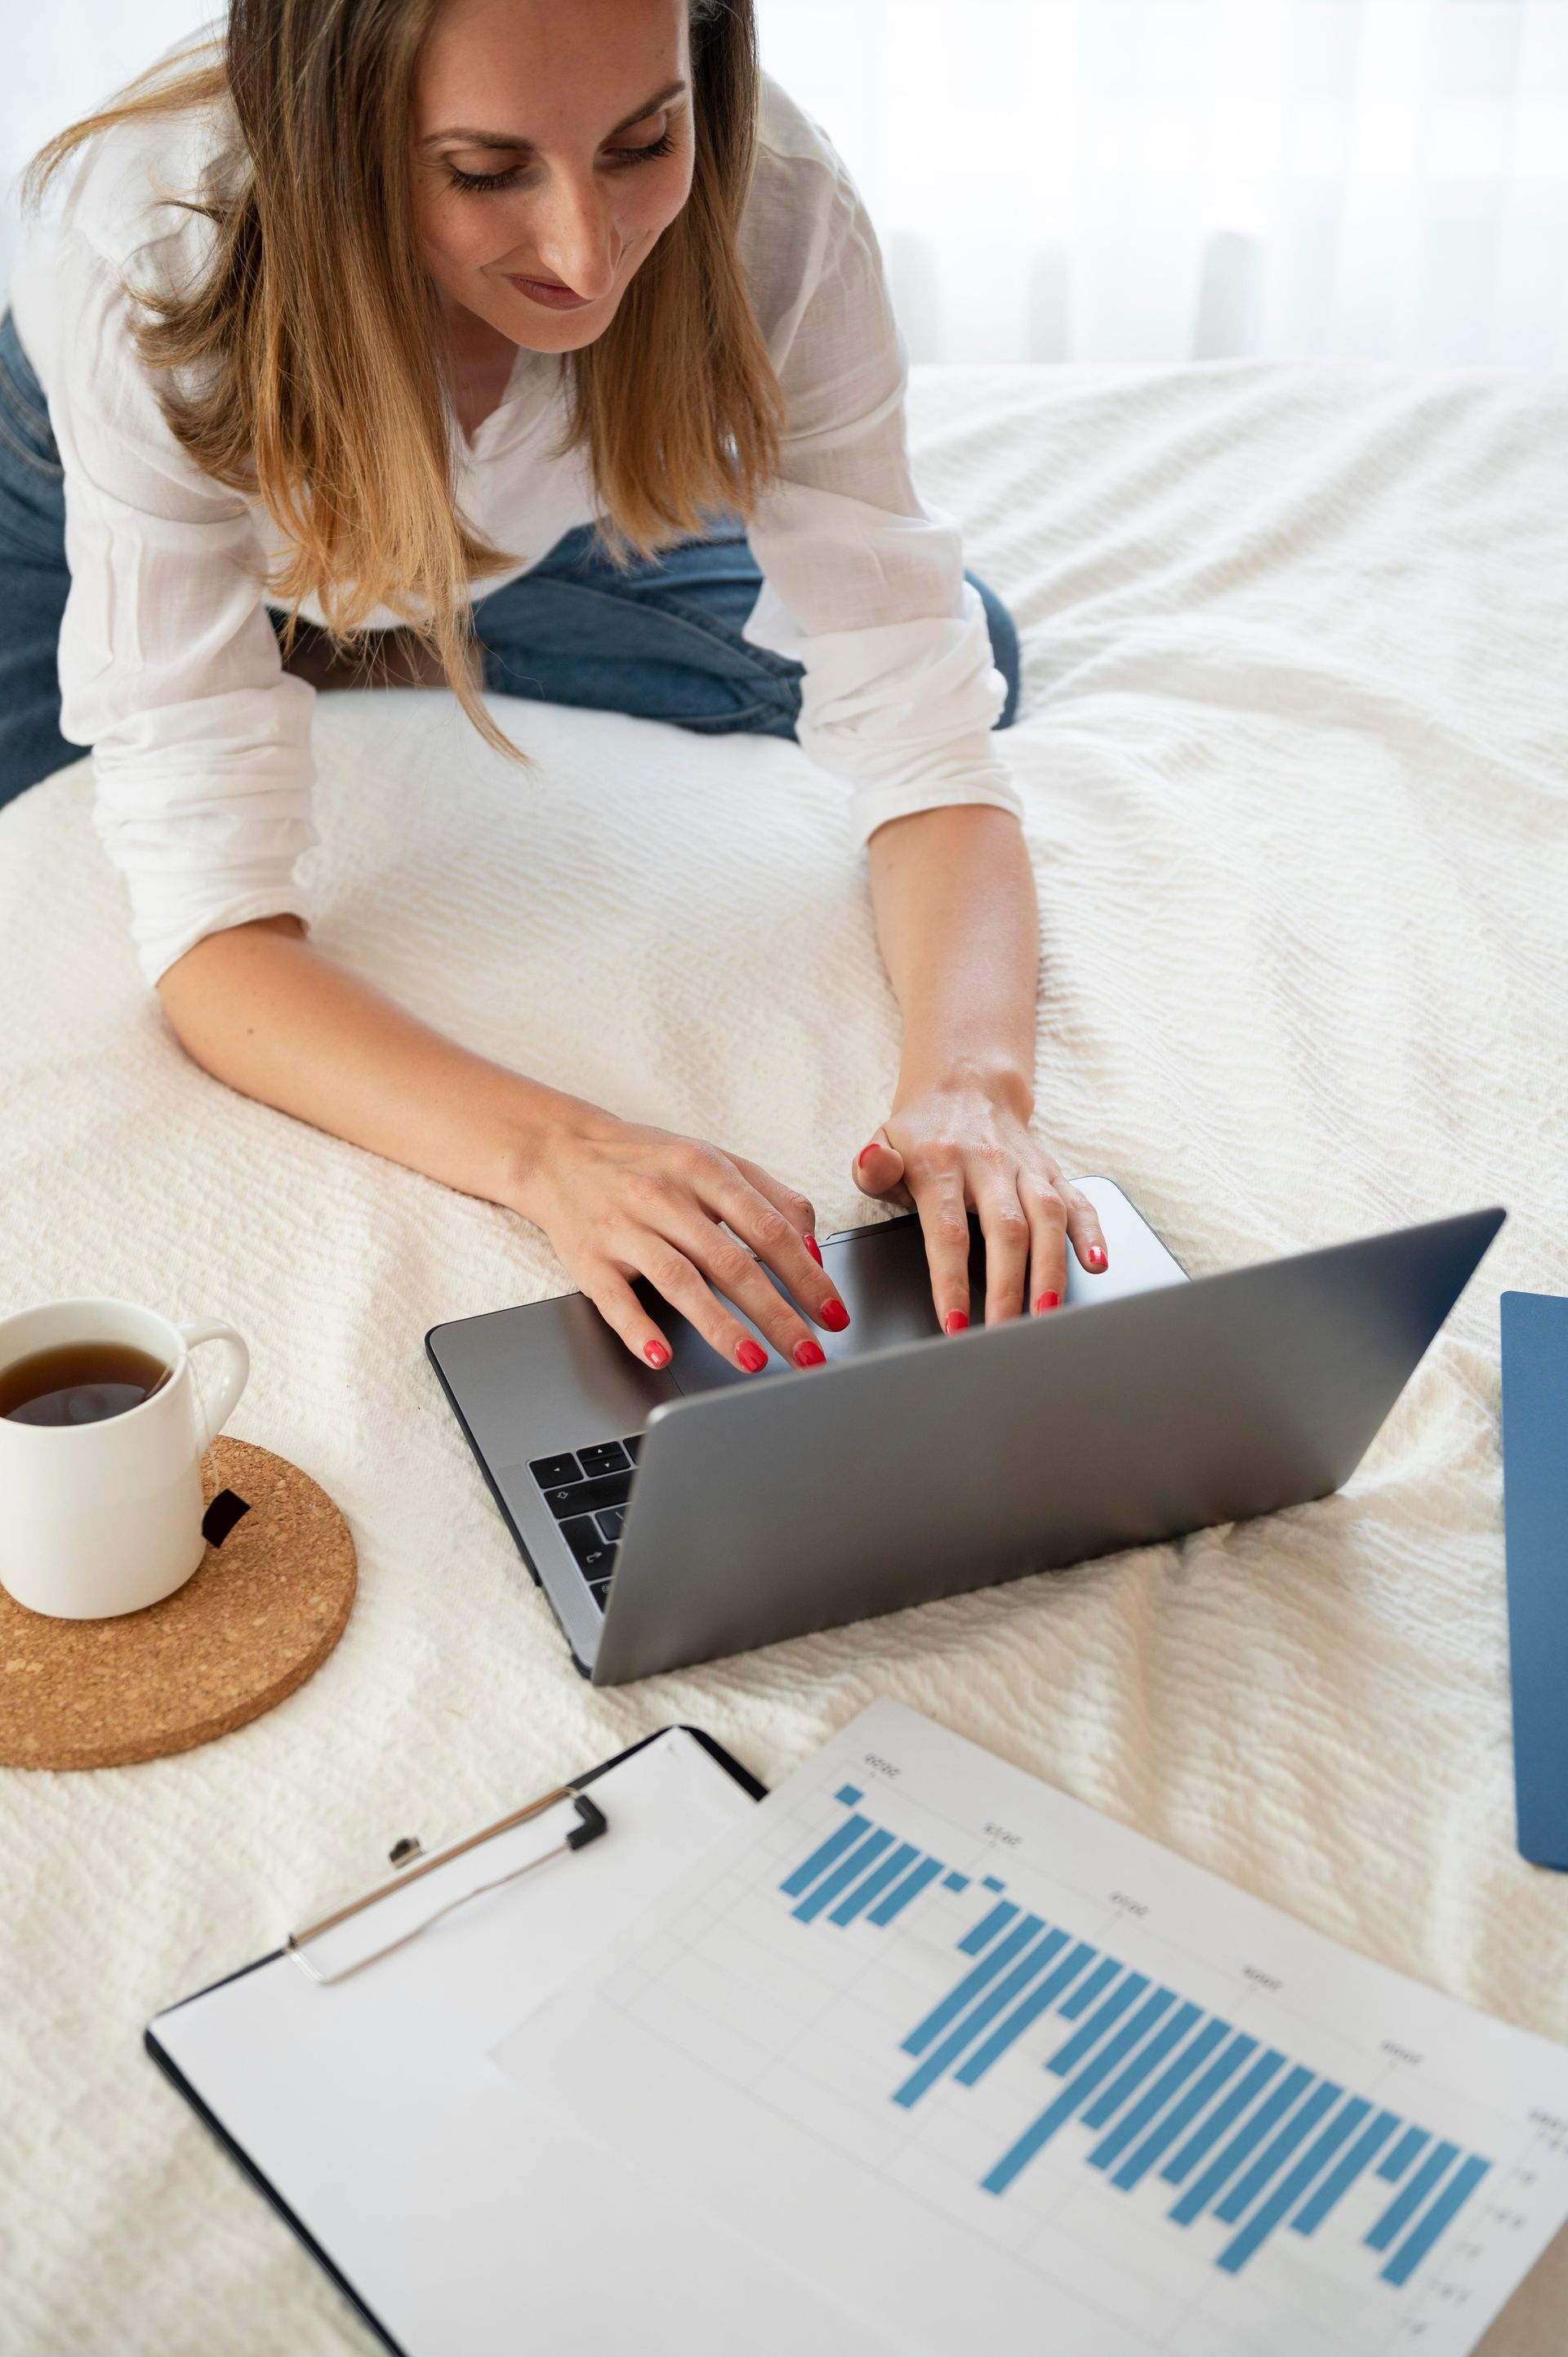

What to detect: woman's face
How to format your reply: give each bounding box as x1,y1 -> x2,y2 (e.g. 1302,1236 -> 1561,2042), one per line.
412,0 -> 696,352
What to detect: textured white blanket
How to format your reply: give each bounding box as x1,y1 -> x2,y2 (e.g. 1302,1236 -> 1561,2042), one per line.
2,361 -> 1566,2356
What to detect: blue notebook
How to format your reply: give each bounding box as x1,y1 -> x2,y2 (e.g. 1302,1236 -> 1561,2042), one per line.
1499,1290 -> 1568,1872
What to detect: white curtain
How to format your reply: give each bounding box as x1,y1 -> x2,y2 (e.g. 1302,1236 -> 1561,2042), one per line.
755,0 -> 1568,368
1,1 -> 207,290
6,1 -> 1567,369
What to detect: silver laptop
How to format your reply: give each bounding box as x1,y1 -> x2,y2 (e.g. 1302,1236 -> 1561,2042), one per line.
425,1178 -> 1503,1686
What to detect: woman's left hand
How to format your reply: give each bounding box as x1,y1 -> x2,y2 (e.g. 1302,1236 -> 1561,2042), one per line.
853,1079 -> 1108,1331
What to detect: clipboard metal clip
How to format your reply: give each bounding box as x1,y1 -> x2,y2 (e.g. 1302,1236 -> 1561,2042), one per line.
285,1787 -> 608,1985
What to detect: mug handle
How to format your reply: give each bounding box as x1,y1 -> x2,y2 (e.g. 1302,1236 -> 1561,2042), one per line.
178,1318 -> 251,1455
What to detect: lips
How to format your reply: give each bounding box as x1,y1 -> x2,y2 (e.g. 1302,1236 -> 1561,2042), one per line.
506,275 -> 593,310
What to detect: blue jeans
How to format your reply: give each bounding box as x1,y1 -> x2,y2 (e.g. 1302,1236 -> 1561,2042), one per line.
0,307 -> 1019,811
0,312 -> 74,800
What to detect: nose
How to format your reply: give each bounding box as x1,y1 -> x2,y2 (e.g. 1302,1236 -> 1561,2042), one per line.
529,167 -> 617,299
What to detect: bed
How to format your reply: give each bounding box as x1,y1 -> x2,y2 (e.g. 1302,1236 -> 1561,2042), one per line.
2,358 -> 1566,2355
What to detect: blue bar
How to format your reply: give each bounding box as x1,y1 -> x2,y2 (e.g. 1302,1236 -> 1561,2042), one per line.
1215,2082 -> 1343,2223
1378,2125 -> 1429,2182
781,1813 -> 871,1898
1091,2019 -> 1230,2173
827,1841 -> 920,1927
1048,1973 -> 1150,2075
792,1828 -> 893,1922
943,1871 -> 970,1891
1113,2033 -> 1255,2190
1169,2065 -> 1315,2226
1160,2048 -> 1281,2185
835,1784 -> 863,1806
958,1900 -> 1018,1955
956,1942 -> 1100,2086
902,1917 -> 1045,2055
981,1990 -> 1174,2197
1165,2056 -> 1299,2211
1081,2003 -> 1201,2132
1059,1956 -> 1121,2020
867,1855 -> 944,1926
893,1931 -> 1068,2108
1381,2155 -> 1490,2288
982,1874 -> 1005,1891
1367,2141 -> 1459,2251
1291,2110 -> 1401,2236
1216,2099 -> 1371,2275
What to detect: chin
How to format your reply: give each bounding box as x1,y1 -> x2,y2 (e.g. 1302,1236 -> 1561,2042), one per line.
480,277 -> 627,354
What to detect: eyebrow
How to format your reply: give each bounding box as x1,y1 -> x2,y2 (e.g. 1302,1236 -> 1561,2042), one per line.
421,79 -> 688,151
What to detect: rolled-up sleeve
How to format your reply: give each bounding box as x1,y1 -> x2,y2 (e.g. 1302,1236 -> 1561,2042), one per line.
741,122 -> 1022,845
42,237 -> 317,987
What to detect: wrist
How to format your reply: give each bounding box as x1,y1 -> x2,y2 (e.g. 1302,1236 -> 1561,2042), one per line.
893,1057 -> 1034,1126
481,1078 -> 617,1214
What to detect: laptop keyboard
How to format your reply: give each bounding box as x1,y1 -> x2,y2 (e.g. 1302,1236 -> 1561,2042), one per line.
528,1434 -> 642,1607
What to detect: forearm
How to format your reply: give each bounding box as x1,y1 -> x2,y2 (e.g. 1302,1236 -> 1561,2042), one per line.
866,805 -> 1039,1114
155,916 -> 574,1201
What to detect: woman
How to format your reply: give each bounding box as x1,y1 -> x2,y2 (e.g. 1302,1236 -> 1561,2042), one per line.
2,0 -> 1110,1373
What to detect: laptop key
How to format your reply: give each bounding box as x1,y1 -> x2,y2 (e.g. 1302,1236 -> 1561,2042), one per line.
577,1441 -> 630,1477
559,1517 -> 618,1580
529,1452 -> 581,1490
587,1571 -> 615,1606
542,1471 -> 632,1518
621,1434 -> 643,1464
597,1507 -> 626,1541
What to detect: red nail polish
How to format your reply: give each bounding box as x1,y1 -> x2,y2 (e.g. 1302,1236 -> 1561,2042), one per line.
944,1312 -> 969,1335
1035,1290 -> 1060,1312
820,1298 -> 850,1332
804,1234 -> 822,1265
644,1339 -> 670,1369
793,1339 -> 826,1368
857,1145 -> 877,1170
736,1339 -> 768,1373
1087,1246 -> 1107,1269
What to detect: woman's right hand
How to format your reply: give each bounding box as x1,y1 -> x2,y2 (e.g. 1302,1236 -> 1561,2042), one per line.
507,1099 -> 850,1373
157,922 -> 843,1369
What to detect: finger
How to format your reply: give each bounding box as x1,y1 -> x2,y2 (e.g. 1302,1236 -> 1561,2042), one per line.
853,1129 -> 911,1208
1023,1177 -> 1070,1314
906,1162 -> 974,1334
1059,1182 -> 1109,1274
628,1233 -> 779,1372
977,1174 -> 1031,1326
661,1198 -> 835,1366
698,1156 -> 849,1336
579,1261 -> 675,1371
729,1154 -> 816,1245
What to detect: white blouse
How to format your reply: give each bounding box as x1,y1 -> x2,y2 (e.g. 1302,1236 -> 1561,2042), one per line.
10,66 -> 1022,987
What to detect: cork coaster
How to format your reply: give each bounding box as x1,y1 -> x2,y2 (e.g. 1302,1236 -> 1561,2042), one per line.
0,1437 -> 356,1771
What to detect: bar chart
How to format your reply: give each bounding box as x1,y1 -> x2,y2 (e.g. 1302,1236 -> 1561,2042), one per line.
782,1781 -> 1488,2288
497,1704 -> 1568,2357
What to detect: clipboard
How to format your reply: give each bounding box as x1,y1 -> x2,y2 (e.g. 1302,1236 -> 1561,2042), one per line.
146,1726 -> 765,2357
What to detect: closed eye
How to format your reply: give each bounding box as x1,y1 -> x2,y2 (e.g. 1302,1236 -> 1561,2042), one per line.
448,128 -> 679,194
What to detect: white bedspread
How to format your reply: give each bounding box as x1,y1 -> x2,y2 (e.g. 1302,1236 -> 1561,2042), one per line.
2,360 -> 1566,2356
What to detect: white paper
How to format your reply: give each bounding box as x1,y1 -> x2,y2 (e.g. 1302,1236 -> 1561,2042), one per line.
149,1730 -> 858,2357
493,1701 -> 1568,2357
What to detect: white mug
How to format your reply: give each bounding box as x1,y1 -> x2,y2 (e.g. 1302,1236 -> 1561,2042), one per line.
0,1297 -> 250,1620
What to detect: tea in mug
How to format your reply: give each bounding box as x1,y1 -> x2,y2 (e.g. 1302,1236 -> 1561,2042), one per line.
0,1342 -> 172,1427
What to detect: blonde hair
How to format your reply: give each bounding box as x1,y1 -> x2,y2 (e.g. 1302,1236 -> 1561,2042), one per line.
26,0 -> 784,755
